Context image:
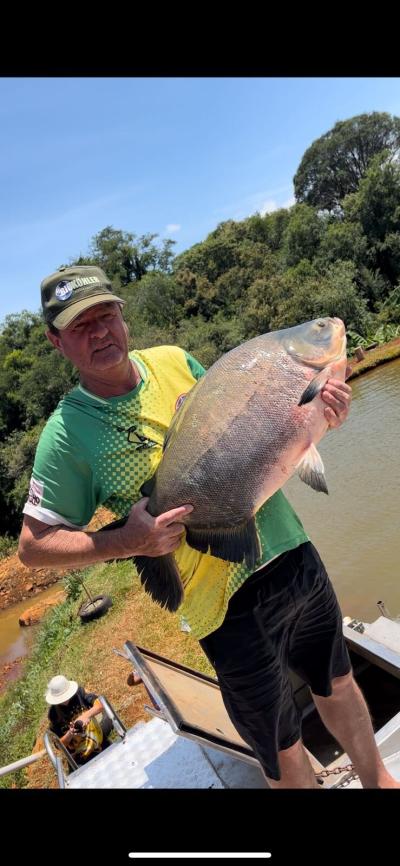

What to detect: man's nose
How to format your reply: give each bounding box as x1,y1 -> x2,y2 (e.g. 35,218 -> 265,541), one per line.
89,320 -> 108,338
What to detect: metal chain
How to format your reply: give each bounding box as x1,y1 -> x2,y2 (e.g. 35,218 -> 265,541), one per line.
335,773 -> 360,788
315,762 -> 356,778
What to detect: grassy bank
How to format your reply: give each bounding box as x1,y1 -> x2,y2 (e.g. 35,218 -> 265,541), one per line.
0,560 -> 212,788
348,339 -> 400,378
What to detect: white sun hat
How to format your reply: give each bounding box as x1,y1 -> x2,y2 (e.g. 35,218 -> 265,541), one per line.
45,675 -> 78,705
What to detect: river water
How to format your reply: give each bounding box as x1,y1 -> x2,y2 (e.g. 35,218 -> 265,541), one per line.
0,359 -> 399,673
285,358 -> 400,622
0,582 -> 64,670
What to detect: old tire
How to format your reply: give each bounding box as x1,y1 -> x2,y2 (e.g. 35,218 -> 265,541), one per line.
78,594 -> 112,623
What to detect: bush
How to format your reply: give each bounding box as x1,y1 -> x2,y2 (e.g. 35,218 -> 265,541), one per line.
0,535 -> 17,559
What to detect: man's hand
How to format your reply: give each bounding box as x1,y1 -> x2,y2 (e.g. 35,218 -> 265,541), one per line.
321,364 -> 352,429
127,670 -> 142,687
75,712 -> 91,728
118,498 -> 193,558
69,719 -> 85,734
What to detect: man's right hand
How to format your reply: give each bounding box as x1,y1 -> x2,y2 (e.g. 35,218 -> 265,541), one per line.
118,497 -> 193,558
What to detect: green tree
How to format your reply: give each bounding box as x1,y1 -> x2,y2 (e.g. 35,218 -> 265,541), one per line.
313,261 -> 372,334
343,154 -> 400,287
71,226 -> 176,287
0,312 -> 75,437
317,220 -> 368,267
281,204 -> 325,267
294,112 -> 400,211
0,423 -> 45,535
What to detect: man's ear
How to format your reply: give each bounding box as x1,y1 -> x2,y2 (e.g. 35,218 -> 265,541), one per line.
46,329 -> 63,354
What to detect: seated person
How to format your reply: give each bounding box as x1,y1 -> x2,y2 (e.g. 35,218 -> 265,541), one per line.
45,674 -> 113,764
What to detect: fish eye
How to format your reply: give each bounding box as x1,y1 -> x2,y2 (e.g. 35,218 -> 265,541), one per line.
315,320 -> 325,328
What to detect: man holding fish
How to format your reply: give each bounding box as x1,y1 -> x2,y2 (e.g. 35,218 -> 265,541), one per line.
18,265 -> 399,788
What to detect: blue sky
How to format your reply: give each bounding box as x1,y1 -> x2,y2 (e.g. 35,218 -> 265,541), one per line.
1,76 -> 400,324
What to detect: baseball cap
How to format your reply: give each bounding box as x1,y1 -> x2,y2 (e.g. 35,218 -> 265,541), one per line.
41,265 -> 125,330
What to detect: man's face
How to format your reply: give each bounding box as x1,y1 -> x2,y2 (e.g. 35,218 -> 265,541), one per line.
47,302 -> 130,374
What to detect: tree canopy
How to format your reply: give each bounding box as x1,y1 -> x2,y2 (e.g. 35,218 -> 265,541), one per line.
294,112 -> 400,212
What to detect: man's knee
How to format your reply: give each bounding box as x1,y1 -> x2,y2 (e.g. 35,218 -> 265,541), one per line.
278,738 -> 303,759
312,670 -> 354,702
331,670 -> 354,693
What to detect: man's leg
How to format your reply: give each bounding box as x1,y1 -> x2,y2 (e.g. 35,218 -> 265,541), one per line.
288,543 -> 400,788
265,739 -> 320,789
199,548 -> 311,787
312,671 -> 400,789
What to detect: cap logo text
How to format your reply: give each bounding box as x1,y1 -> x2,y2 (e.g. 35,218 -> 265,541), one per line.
55,275 -> 100,301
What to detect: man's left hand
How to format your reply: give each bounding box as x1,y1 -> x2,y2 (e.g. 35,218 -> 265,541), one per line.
321,364 -> 352,429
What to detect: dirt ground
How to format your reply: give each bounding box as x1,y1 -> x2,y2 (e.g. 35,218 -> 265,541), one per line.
0,554 -> 67,611
0,508 -> 116,693
0,507 -> 115,611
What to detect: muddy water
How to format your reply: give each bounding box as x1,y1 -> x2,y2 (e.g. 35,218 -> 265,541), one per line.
0,582 -> 64,669
285,358 -> 400,623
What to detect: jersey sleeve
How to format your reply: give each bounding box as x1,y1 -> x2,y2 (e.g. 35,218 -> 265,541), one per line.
22,415 -> 96,528
184,351 -> 206,380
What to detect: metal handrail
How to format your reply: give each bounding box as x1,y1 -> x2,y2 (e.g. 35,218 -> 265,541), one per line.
43,730 -> 78,780
98,694 -> 127,739
0,748 -> 47,778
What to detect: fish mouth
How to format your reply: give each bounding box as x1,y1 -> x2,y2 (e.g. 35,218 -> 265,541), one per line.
326,318 -> 347,362
330,316 -> 346,334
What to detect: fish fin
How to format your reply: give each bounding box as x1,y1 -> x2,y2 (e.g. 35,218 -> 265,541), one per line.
186,518 -> 262,569
297,443 -> 328,494
298,369 -> 330,406
133,554 -> 184,612
140,476 -> 156,498
163,380 -> 202,453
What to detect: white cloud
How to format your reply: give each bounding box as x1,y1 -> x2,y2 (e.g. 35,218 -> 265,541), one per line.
214,185 -> 295,222
260,195 -> 295,216
165,223 -> 181,233
260,199 -> 279,216
283,195 -> 296,209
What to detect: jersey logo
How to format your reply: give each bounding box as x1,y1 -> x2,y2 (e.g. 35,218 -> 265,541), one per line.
119,425 -> 159,451
27,477 -> 44,507
175,393 -> 187,411
55,275 -> 100,300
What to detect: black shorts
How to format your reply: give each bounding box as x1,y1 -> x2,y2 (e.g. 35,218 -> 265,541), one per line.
199,541 -> 351,781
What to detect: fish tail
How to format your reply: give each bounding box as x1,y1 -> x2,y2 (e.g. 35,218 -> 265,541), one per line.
133,554 -> 184,612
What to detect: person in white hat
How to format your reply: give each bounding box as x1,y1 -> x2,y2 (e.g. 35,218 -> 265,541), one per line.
45,675 -> 112,762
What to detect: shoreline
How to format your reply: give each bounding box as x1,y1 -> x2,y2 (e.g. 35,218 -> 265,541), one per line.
346,337 -> 400,379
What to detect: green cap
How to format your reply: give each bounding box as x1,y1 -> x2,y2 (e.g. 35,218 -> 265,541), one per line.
40,265 -> 125,330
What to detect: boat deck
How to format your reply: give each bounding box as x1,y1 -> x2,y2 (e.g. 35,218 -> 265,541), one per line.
66,716 -> 267,789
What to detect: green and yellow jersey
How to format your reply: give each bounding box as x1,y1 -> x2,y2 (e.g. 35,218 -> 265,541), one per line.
23,345 -> 309,639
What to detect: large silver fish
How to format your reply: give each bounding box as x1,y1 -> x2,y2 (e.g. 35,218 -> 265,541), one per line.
135,317 -> 347,611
